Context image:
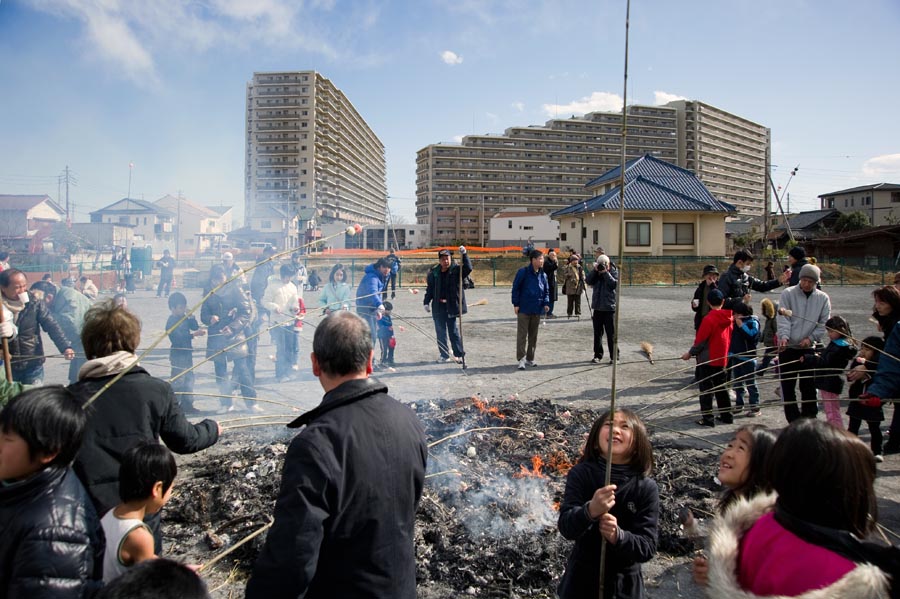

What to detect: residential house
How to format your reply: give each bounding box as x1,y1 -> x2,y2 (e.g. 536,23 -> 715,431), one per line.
488,209 -> 559,248
90,198 -> 175,251
819,183 -> 900,226
154,195 -> 232,256
551,154 -> 735,256
766,209 -> 840,250
0,195 -> 65,253
69,222 -> 135,249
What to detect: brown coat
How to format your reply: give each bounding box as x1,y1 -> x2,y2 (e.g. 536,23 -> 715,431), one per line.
561,262 -> 584,295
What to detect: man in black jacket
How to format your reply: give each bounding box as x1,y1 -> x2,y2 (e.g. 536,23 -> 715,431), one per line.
717,250 -> 788,310
246,311 -> 427,599
0,269 -> 74,384
424,246 -> 472,364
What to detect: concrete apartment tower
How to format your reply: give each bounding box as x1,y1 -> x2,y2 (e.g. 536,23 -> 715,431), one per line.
416,101 -> 770,245
245,71 -> 386,247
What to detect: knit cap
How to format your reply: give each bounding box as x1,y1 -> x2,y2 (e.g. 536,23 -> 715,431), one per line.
798,263 -> 820,282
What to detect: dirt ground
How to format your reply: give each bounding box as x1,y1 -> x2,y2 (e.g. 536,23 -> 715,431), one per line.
39,280 -> 900,598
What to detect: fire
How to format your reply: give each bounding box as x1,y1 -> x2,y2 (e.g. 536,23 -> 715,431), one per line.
552,500 -> 561,512
514,455 -> 546,479
471,396 -> 505,419
546,451 -> 573,475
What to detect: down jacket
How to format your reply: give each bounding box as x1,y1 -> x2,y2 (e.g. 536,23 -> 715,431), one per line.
585,264 -> 618,312
707,492 -> 896,598
4,291 -> 73,376
0,465 -> 104,598
690,309 -> 734,368
68,366 -> 219,515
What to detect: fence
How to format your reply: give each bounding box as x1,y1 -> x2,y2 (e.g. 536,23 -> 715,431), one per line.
12,255 -> 900,291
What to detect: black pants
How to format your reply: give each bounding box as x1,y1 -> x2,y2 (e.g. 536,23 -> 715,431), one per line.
849,417 -> 883,455
157,275 -> 172,297
592,310 -> 615,359
566,294 -> 581,317
779,348 -> 817,422
698,364 -> 732,422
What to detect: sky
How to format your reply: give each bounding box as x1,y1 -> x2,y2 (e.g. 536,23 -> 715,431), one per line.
1,0 -> 899,226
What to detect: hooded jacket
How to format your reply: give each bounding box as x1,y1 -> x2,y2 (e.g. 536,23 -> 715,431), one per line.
0,465 -> 104,599
690,309 -> 734,368
707,493 -> 894,599
729,314 -> 760,360
356,264 -> 386,314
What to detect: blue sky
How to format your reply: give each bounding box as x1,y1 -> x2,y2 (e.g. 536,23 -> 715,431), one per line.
1,0 -> 899,225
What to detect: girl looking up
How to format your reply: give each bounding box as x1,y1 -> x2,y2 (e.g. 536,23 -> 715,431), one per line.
693,425 -> 777,585
557,409 -> 659,599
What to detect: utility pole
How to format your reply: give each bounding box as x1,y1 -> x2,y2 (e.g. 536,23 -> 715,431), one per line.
176,190 -> 183,259
65,165 -> 71,227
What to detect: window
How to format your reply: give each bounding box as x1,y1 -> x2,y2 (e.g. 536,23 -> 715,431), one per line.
143,217 -> 148,225
523,225 -> 533,230
261,220 -> 272,229
892,192 -> 900,203
626,222 -> 651,246
582,227 -> 587,239
826,198 -> 834,208
570,221 -> 576,228
663,223 -> 694,245
592,230 -> 598,244
560,232 -> 567,241
508,220 -> 513,229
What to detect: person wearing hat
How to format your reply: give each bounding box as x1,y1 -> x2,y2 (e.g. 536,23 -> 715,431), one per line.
682,288 -> 734,427
424,247 -> 472,363
561,254 -> 585,319
155,249 -> 176,298
776,263 -> 831,422
382,247 -> 402,301
219,251 -> 245,286
787,246 -> 809,287
691,264 -> 719,331
246,311 -> 426,599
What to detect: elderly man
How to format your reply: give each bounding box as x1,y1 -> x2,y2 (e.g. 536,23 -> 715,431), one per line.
0,269 -> 74,384
512,249 -> 550,370
246,311 -> 427,599
424,246 -> 472,364
777,264 -> 831,422
30,280 -> 92,383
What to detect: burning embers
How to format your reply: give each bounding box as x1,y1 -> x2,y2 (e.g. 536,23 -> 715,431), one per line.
471,395 -> 505,419
514,455 -> 546,479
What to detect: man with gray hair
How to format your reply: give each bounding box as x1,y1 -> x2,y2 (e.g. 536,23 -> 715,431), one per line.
246,311 -> 427,599
777,263 -> 831,422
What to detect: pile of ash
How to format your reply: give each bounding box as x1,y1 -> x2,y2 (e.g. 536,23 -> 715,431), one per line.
164,397 -> 720,597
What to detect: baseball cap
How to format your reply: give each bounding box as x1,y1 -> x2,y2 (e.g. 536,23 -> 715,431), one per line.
438,249 -> 451,257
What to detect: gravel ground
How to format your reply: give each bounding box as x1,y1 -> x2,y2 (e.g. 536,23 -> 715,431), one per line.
38,280 -> 900,597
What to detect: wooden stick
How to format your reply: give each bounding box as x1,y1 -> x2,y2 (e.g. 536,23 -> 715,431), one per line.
0,307 -> 11,382
222,422 -> 291,431
197,519 -> 273,573
427,426 -> 542,449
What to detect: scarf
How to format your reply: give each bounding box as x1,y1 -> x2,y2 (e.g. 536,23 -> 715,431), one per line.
78,350 -> 139,380
1,295 -> 26,317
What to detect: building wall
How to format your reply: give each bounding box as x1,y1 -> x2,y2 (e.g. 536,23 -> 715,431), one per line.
820,188 -> 900,226
155,196 -> 231,253
488,214 -> 559,245
245,70 -> 386,239
667,100 -> 770,217
556,212 -> 727,257
416,105 -> 679,245
70,223 -> 134,248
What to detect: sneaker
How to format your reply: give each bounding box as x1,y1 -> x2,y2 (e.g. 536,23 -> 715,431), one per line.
226,405 -> 239,413
517,358 -> 527,370
526,360 -> 537,367
747,408 -> 761,417
875,454 -> 885,463
717,415 -> 734,425
734,404 -> 744,414
249,405 -> 264,413
591,357 -> 602,364
696,418 -> 715,428
437,357 -> 454,363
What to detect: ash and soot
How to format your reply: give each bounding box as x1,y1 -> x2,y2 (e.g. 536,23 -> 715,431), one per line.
165,397 -> 720,597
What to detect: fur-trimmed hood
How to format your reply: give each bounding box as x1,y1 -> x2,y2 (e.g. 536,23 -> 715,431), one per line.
707,492 -> 891,599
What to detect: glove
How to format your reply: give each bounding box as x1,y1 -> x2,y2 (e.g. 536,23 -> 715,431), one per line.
0,320 -> 15,339
859,393 -> 882,408
425,304 -> 431,313
459,245 -> 467,255
391,292 -> 396,299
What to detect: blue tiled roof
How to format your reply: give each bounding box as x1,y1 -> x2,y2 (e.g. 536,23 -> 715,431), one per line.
552,154 -> 735,217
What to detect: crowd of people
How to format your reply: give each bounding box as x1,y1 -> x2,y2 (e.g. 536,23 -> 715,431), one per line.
3,243 -> 900,598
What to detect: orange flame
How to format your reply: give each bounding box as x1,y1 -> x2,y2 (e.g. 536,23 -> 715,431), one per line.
471,396 -> 505,419
514,455 -> 546,479
552,500 -> 561,512
546,451 -> 573,476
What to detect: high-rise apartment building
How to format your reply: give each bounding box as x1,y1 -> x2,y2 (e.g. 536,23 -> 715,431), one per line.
415,101 -> 769,245
245,71 -> 386,243
668,100 -> 770,217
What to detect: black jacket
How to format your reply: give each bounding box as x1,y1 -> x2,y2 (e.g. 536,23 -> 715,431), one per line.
0,466 -> 104,598
717,264 -> 781,310
5,291 -> 73,375
246,378 -> 427,599
68,367 -> 219,514
201,283 -> 254,355
424,253 -> 473,317
691,280 -> 717,330
585,264 -> 618,312
804,340 -> 856,395
250,260 -> 275,304
558,460 -> 659,599
543,258 -> 559,302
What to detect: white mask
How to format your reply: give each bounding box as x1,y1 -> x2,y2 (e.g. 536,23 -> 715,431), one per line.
741,265 -> 751,273
17,292 -> 29,304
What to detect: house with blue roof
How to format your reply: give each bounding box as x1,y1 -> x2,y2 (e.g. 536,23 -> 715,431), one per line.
550,154 -> 735,256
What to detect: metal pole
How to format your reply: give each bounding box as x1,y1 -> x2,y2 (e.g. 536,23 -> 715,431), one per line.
599,1 -> 630,596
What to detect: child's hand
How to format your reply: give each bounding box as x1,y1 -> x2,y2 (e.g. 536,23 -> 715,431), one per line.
588,484 -> 617,518
681,352 -> 692,361
599,513 -> 618,544
210,315 -> 219,325
692,555 -> 709,586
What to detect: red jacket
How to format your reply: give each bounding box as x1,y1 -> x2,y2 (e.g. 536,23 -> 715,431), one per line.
691,308 -> 733,367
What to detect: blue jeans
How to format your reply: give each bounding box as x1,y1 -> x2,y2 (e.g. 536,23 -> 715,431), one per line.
273,326 -> 297,378
357,309 -> 379,348
13,362 -> 44,385
432,305 -> 464,359
730,357 -> 759,406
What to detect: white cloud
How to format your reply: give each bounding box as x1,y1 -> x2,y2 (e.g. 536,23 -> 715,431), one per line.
653,91 -> 687,105
452,134 -> 465,143
542,91 -> 622,117
863,154 -> 900,177
441,50 -> 463,65
511,101 -> 525,112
